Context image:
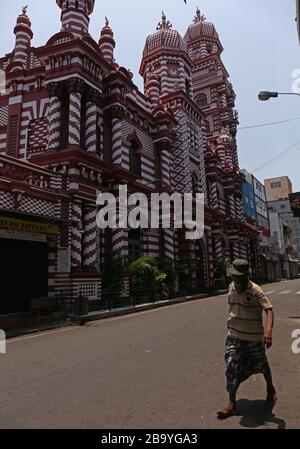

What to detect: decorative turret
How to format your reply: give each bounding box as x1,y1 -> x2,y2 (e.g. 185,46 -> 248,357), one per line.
13,6 -> 33,67
56,0 -> 95,38
99,17 -> 115,63
184,6 -> 223,61
140,12 -> 192,100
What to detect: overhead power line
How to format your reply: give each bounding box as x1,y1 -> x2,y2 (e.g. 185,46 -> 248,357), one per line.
239,116 -> 300,130
252,137 -> 300,173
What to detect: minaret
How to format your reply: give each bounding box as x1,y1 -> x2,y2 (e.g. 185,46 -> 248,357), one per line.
13,6 -> 33,67
184,7 -> 239,161
56,0 -> 95,38
98,17 -> 115,63
140,12 -> 193,101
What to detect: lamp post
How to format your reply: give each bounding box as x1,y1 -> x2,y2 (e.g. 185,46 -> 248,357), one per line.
258,91 -> 300,101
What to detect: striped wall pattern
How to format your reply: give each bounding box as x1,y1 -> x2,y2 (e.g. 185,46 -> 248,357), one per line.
19,99 -> 49,159
225,149 -> 233,165
235,196 -> 242,219
209,181 -> 218,210
112,229 -> 128,256
11,11 -> 34,70
216,144 -> 225,165
141,153 -> 156,186
239,242 -> 248,260
228,192 -> 236,218
60,0 -> 91,38
83,205 -> 97,270
48,96 -> 61,150
164,229 -> 175,260
233,241 -> 240,259
112,118 -> 123,165
161,148 -> 171,187
121,121 -> 155,158
71,201 -> 82,269
97,109 -> 104,156
145,74 -> 160,107
85,101 -> 97,153
213,238 -> 223,258
69,92 -> 81,146
142,232 -> 160,257
144,56 -> 190,98
172,109 -> 192,193
127,90 -> 152,114
0,132 -> 7,152
99,28 -> 115,63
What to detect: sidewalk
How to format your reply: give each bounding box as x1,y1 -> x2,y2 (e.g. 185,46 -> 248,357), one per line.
6,278 -> 288,339
5,289 -> 228,339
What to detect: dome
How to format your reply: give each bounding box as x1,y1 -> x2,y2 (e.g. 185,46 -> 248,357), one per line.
184,8 -> 219,42
142,12 -> 187,60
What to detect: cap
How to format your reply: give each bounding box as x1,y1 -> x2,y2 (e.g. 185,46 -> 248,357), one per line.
229,259 -> 250,277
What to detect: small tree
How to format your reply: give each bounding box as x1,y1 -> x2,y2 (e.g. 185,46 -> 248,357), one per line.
129,256 -> 167,302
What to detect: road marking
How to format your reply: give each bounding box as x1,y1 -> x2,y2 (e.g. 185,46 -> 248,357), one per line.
278,290 -> 291,295
7,325 -> 81,345
265,290 -> 276,294
296,291 -> 300,295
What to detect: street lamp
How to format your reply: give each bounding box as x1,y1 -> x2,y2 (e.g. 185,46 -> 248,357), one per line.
258,91 -> 300,101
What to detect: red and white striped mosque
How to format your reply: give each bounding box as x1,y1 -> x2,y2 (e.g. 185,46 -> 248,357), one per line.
0,1 -> 260,321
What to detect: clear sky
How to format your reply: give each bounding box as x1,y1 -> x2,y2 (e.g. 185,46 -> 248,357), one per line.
1,0 -> 300,191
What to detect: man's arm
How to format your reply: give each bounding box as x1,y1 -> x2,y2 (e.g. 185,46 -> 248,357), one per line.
263,308 -> 274,349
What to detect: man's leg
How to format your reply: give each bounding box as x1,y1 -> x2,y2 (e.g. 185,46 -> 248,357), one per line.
217,392 -> 237,418
263,363 -> 277,406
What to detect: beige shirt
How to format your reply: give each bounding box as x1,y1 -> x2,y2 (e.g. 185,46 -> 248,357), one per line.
227,281 -> 273,342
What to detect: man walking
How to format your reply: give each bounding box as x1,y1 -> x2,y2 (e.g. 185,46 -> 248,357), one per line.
217,259 -> 277,419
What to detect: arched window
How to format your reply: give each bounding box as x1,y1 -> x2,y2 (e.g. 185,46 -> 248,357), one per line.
75,0 -> 79,8
196,93 -> 208,108
129,138 -> 142,177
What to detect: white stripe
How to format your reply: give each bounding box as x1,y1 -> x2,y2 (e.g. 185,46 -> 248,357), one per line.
278,290 -> 291,295
265,290 -> 275,294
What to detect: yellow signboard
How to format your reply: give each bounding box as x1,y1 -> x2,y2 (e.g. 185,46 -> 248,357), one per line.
0,216 -> 59,235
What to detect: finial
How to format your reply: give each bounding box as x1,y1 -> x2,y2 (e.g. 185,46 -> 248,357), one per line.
105,16 -> 109,27
156,11 -> 172,31
194,6 -> 205,23
22,5 -> 28,15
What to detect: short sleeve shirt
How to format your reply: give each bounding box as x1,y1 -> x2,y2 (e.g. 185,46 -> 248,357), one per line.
227,281 -> 273,342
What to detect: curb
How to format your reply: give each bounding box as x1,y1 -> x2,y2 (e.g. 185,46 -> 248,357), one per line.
6,290 -> 228,339
6,320 -> 76,340
79,290 -> 228,325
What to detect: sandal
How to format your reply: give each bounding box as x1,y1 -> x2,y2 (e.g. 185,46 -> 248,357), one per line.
216,407 -> 237,419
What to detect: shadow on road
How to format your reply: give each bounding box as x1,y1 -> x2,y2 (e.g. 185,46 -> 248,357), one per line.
237,399 -> 286,429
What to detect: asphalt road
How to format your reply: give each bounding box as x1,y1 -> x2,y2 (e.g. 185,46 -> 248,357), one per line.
1,278 -> 300,429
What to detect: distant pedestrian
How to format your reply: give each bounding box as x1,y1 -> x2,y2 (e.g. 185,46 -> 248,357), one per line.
217,259 -> 277,419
